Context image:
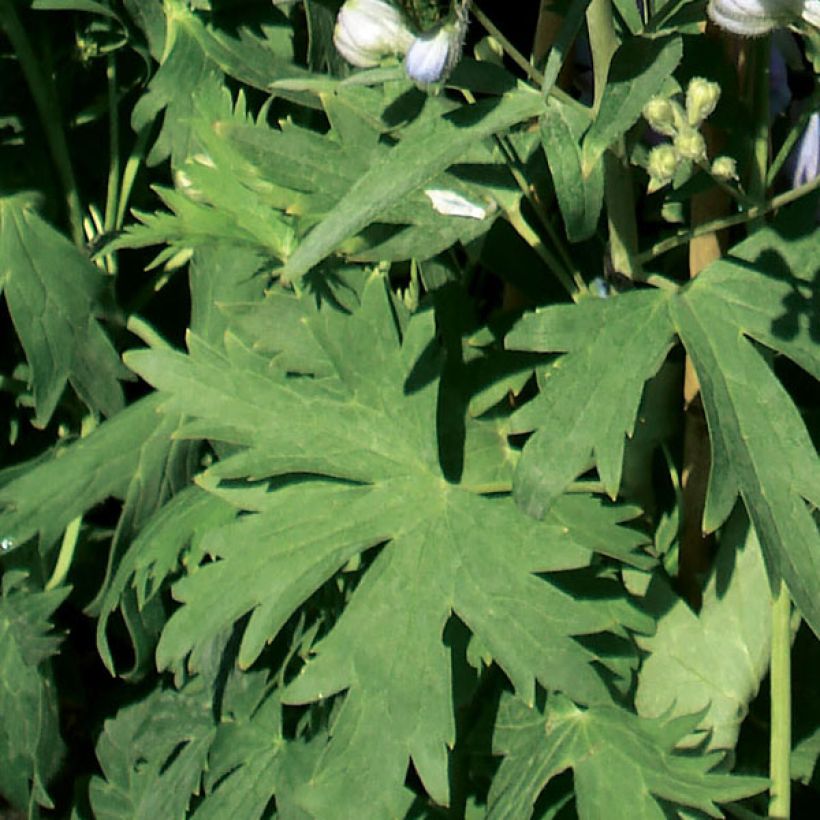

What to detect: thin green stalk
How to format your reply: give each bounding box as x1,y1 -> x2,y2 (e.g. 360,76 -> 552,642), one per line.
104,54 -> 121,235
0,0 -> 84,246
769,580 -> 792,819
495,135 -> 585,294
470,4 -> 587,116
504,199 -> 578,299
747,36 -> 770,227
45,415 -> 98,591
116,122 -> 153,230
634,174 -> 820,263
695,159 -> 755,209
471,4 -> 541,85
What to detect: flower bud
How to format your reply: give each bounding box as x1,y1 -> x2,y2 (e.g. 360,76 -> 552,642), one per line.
674,127 -> 707,163
706,0 -> 802,37
686,77 -> 721,126
643,97 -> 677,137
405,16 -> 467,84
334,0 -> 414,69
647,144 -> 680,192
711,156 -> 739,181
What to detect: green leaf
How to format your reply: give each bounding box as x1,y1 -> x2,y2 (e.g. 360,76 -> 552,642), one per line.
130,4 -> 305,167
507,289 -> 676,517
125,274 -> 650,813
96,486 -> 235,675
0,194 -> 126,426
582,35 -> 682,175
488,692 -> 768,819
541,96 -> 603,241
88,679 -> 216,820
636,511 -> 771,752
0,394 -> 167,551
280,89 -> 546,282
671,199 -> 820,637
193,671 -> 285,820
0,573 -> 69,811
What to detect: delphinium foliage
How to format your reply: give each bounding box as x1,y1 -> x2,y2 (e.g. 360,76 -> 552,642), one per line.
0,0 -> 818,817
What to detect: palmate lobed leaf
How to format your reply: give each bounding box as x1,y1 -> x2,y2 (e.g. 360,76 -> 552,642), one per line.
507,198 -> 820,637
488,692 -> 768,819
125,273 -> 652,813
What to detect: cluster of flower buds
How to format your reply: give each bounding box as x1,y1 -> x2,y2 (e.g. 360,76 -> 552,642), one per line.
707,0 -> 819,37
643,78 -> 737,192
333,0 -> 468,85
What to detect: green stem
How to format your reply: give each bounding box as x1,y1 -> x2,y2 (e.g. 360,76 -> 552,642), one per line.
45,415 -> 98,591
0,0 -> 84,246
495,135 -> 585,294
769,580 -> 792,819
104,54 -> 120,235
695,159 -> 754,209
470,4 -> 587,116
504,199 -> 578,299
747,36 -> 770,227
116,123 -> 153,230
635,174 -> 820,263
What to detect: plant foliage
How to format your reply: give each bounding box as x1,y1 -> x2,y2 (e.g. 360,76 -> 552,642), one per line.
0,0 -> 817,817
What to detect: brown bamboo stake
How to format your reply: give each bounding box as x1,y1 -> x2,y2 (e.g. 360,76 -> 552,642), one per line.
677,29 -> 743,606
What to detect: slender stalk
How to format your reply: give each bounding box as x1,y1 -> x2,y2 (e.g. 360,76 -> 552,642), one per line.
45,416 -> 98,591
769,580 -> 792,819
116,123 -> 153,230
0,0 -> 84,246
504,199 -> 578,299
495,135 -> 585,293
104,54 -> 121,235
470,3 -> 586,116
634,174 -> 820,263
471,4 -> 541,85
747,37 -> 770,228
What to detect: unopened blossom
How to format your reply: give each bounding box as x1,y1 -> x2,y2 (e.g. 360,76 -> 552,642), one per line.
686,78 -> 721,126
643,97 -> 678,137
405,14 -> 468,84
647,144 -> 680,192
675,128 -> 708,162
707,0 -> 816,36
711,156 -> 739,181
334,0 -> 414,68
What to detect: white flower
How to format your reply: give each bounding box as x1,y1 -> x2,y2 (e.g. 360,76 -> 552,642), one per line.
333,0 -> 414,69
706,0 -> 810,36
405,17 -> 467,84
